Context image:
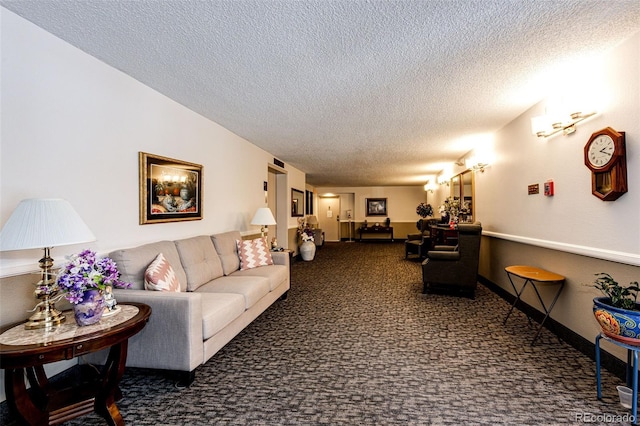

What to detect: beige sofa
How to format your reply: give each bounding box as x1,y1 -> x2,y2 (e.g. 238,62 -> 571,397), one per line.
89,231 -> 289,385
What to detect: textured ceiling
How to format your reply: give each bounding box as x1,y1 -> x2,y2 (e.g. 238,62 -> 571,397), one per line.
3,1 -> 640,186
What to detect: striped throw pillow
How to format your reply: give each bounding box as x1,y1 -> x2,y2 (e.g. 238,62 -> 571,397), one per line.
237,237 -> 274,270
144,252 -> 181,292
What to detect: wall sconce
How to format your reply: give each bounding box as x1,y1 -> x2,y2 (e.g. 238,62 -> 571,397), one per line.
423,181 -> 434,193
531,107 -> 596,138
465,156 -> 489,172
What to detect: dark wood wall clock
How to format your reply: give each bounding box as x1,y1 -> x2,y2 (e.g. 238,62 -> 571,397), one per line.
584,127 -> 628,201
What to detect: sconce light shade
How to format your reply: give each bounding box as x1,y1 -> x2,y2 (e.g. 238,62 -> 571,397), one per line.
531,105 -> 596,138
465,156 -> 489,173
0,198 -> 96,251
251,207 -> 277,226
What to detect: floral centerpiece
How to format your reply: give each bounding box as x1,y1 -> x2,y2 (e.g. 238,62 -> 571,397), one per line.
56,250 -> 130,303
297,217 -> 316,261
416,202 -> 433,218
415,202 -> 433,231
56,249 -> 130,325
439,197 -> 460,219
297,217 -> 315,243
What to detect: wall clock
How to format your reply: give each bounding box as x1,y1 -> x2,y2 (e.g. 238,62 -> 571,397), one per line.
583,127 -> 628,201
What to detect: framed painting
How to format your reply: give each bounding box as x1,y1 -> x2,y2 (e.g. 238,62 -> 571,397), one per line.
139,152 -> 203,224
366,198 -> 387,216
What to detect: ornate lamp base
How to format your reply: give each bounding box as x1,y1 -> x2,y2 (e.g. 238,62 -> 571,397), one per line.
25,300 -> 66,330
24,247 -> 66,329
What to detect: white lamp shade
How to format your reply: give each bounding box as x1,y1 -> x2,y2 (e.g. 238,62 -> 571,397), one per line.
0,198 -> 96,251
250,207 -> 276,226
307,216 -> 319,225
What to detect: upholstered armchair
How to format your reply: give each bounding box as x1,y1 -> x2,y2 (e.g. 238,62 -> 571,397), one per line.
313,229 -> 324,247
421,223 -> 482,298
405,218 -> 437,259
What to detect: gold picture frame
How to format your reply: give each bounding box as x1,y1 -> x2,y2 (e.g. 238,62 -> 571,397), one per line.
139,152 -> 203,224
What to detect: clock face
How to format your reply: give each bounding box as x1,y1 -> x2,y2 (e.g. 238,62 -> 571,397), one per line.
587,134 -> 615,168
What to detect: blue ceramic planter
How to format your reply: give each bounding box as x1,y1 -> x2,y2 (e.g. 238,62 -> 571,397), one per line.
593,296 -> 640,344
73,289 -> 105,326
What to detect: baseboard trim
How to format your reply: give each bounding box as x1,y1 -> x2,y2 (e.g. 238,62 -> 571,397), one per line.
478,275 -> 626,381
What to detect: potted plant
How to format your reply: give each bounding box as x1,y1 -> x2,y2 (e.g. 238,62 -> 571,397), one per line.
415,202 -> 433,231
591,272 -> 640,343
56,249 -> 130,326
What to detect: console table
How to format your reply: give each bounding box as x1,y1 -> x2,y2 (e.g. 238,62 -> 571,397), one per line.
0,303 -> 151,426
502,265 -> 565,345
358,226 -> 393,241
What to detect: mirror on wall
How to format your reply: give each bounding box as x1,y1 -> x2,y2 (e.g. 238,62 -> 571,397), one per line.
291,188 -> 304,217
450,170 -> 474,223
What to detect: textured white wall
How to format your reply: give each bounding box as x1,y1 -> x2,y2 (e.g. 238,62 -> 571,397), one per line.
476,32 -> 640,359
0,9 -> 305,277
476,31 -> 640,264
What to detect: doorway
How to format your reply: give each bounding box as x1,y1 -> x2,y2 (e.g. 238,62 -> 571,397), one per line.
268,165 -> 288,247
318,196 -> 340,242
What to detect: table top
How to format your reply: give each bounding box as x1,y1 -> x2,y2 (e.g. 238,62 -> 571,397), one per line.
505,265 -> 565,282
0,303 -> 150,368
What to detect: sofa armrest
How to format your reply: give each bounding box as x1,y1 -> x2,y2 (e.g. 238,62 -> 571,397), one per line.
270,251 -> 290,268
107,289 -> 205,372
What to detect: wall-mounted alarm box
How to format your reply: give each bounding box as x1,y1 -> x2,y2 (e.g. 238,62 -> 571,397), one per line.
544,180 -> 554,196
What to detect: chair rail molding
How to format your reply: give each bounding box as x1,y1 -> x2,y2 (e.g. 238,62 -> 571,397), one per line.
483,231 -> 640,267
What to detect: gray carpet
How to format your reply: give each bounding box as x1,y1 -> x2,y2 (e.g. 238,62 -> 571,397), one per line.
1,242 -> 632,425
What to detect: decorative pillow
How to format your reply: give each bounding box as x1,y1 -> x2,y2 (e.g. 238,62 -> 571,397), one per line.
144,253 -> 181,292
237,237 -> 274,271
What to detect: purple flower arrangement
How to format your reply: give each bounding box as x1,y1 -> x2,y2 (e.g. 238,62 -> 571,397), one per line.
56,249 -> 130,304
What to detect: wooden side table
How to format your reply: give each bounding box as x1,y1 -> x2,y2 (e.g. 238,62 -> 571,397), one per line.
0,303 -> 151,426
358,226 -> 394,241
502,265 -> 565,345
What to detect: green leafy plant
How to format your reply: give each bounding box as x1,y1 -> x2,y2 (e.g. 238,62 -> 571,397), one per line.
592,272 -> 640,310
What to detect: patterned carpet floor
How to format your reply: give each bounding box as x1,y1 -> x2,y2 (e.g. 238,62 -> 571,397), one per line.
1,242 -> 633,425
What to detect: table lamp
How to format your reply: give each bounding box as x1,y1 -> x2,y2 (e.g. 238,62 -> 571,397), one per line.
0,199 -> 96,329
307,215 -> 319,229
251,207 -> 276,238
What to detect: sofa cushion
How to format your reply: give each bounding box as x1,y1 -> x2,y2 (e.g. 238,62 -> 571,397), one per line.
110,241 -> 187,291
211,231 -> 242,275
231,264 -> 288,291
200,292 -> 246,340
144,253 -> 181,292
195,275 -> 270,309
237,237 -> 273,270
175,236 -> 224,292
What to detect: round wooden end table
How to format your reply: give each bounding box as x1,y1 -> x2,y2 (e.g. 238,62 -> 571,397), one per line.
0,303 -> 151,426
